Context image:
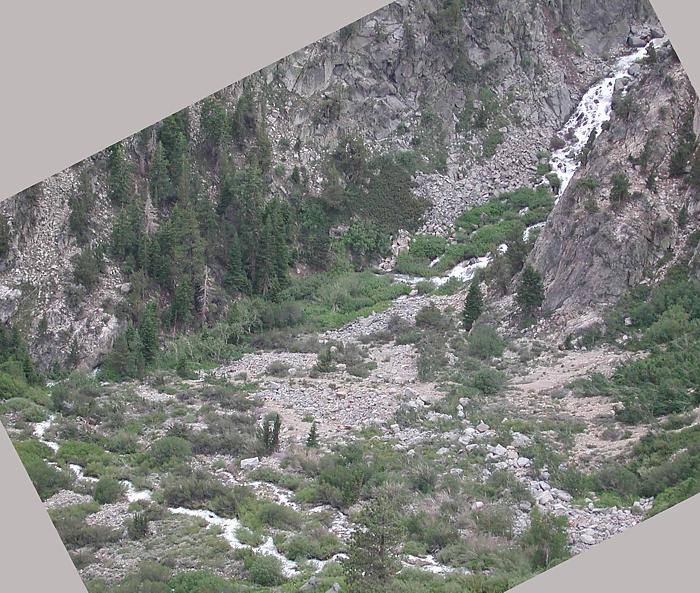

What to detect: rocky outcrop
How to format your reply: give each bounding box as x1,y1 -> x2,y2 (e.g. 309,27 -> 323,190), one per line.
530,41 -> 699,325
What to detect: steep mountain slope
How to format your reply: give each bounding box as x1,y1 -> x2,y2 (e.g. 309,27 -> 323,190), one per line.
0,0 -> 659,371
529,41 -> 700,335
6,3 -> 700,592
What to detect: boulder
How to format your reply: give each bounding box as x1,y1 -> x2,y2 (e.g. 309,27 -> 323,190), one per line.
240,457 -> 260,470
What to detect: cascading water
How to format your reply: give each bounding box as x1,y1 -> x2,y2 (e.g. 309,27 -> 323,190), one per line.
546,38 -> 667,196
394,38 -> 667,287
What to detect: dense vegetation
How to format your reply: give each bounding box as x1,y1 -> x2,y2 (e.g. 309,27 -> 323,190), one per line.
395,186 -> 553,278
63,88 -> 430,380
572,264 -> 700,424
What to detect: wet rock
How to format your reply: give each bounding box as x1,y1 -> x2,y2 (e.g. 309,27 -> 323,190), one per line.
627,35 -> 647,47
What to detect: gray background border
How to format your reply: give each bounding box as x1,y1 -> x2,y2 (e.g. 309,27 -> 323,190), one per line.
0,1 -> 698,591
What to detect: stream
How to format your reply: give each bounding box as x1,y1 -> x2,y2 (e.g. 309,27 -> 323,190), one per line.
393,38 -> 666,288
27,42 -> 669,579
546,38 -> 667,195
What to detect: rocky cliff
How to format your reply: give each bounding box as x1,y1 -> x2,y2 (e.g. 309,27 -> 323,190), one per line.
0,0 -> 662,369
529,39 -> 700,335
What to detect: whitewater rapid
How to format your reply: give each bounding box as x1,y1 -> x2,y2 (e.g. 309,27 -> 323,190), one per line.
393,38 -> 667,287
547,38 -> 667,195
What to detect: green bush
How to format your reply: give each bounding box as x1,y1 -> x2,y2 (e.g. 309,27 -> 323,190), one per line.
244,553 -> 286,586
93,477 -> 125,504
467,325 -> 505,360
169,569 -> 234,593
279,530 -> 343,561
148,436 -> 192,467
409,235 -> 447,260
56,441 -> 111,469
520,508 -> 569,570
15,444 -> 71,500
471,367 -> 506,395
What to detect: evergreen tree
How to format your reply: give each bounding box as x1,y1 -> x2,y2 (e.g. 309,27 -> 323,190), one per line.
225,232 -> 250,294
306,421 -> 319,448
0,213 -> 10,260
72,247 -> 103,291
111,197 -> 147,273
258,413 -> 282,454
171,276 -> 195,328
669,109 -> 697,177
200,95 -> 228,160
103,326 -> 145,380
149,141 -> 172,204
516,265 -> 545,318
462,281 -> 484,331
343,487 -> 403,593
231,91 -> 257,146
609,172 -> 631,207
171,135 -> 191,201
254,216 -> 279,296
270,201 -> 290,287
168,198 -> 206,284
158,110 -> 189,164
69,171 -> 94,245
272,413 -> 282,450
139,302 -> 159,364
690,151 -> 700,191
107,142 -> 132,206
0,323 -> 40,384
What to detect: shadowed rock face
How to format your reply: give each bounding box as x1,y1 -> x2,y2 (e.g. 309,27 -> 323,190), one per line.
0,0 -> 664,368
529,42 -> 698,324
559,0 -> 659,54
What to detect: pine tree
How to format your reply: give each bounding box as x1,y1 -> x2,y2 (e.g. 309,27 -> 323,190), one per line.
171,276 -> 194,328
107,142 -> 132,206
306,421 -> 319,448
139,302 -> 159,364
225,232 -> 250,294
270,201 -> 290,288
0,213 -> 10,260
462,281 -> 484,331
72,247 -> 103,291
103,326 -> 145,380
271,413 -> 282,451
254,216 -> 278,296
609,172 -> 631,207
258,413 -> 282,454
169,198 -> 206,283
149,141 -> 172,204
200,95 -> 228,160
516,265 -> 545,318
343,487 -> 404,593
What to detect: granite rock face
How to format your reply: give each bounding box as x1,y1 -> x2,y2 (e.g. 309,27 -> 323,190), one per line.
529,43 -> 698,327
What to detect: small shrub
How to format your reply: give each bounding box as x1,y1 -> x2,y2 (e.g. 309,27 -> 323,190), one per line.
127,512 -> 150,540
244,553 -> 286,586
467,325 -> 505,360
149,436 -> 192,467
93,477 -> 124,504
